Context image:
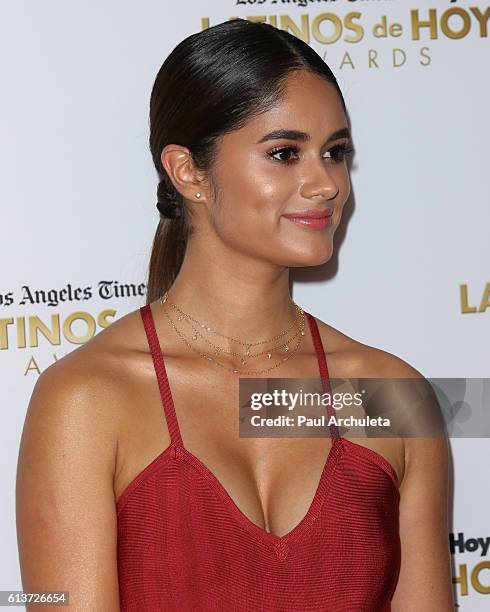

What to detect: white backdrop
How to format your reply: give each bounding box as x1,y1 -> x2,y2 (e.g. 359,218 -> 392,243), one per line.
1,1 -> 488,609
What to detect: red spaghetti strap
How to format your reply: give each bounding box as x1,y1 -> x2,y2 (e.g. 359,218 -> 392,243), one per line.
139,304 -> 183,448
304,311 -> 340,439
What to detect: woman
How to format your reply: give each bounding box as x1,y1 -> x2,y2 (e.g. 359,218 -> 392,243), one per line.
16,19 -> 454,611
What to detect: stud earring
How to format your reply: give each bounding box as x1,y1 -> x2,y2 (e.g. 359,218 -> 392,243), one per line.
195,192 -> 201,198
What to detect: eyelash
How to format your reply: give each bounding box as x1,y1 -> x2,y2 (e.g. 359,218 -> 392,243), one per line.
268,142 -> 354,165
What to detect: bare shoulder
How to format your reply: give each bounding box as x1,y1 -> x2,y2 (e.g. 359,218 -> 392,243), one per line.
313,316 -> 448,481
312,315 -> 424,379
19,305 -> 150,494
30,306 -> 147,420
313,315 -> 445,432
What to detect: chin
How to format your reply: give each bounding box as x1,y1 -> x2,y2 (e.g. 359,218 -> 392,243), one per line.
282,244 -> 334,268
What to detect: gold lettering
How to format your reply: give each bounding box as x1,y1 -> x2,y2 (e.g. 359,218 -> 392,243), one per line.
1,310 -> 117,349
420,46 -> 431,67
29,315 -> 61,348
367,49 -> 379,69
344,12 -> 363,43
98,309 -> 117,329
393,49 -> 406,67
441,8 -> 471,40
63,312 -> 96,345
0,318 -> 14,350
470,7 -> 490,37
340,52 -> 355,70
17,316 -> 26,349
459,284 -> 478,314
24,356 -> 41,376
453,563 -> 468,596
478,282 -> 490,313
411,9 -> 438,40
373,16 -> 389,38
312,13 -> 342,45
391,23 -> 403,38
471,561 -> 490,594
280,15 -> 309,43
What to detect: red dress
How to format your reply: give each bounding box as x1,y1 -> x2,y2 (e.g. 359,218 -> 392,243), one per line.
116,305 -> 401,611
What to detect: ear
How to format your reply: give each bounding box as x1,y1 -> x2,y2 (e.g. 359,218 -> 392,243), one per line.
160,145 -> 209,203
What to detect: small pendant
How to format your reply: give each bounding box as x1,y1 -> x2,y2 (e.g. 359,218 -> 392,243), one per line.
267,352 -> 272,359
301,330 -> 305,336
284,345 -> 289,352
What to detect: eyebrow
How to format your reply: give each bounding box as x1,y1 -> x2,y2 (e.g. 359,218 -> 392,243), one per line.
256,127 -> 351,145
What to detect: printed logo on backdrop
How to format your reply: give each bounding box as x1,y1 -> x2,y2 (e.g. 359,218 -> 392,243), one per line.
451,532 -> 490,600
0,282 -> 146,373
202,1 -> 490,69
460,282 -> 490,315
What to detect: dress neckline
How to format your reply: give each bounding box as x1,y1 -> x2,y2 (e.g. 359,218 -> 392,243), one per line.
138,301 -> 342,550
118,303 -> 399,556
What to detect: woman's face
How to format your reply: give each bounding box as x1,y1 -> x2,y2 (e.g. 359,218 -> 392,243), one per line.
205,70 -> 352,268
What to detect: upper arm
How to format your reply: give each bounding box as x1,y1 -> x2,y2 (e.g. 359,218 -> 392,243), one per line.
391,434 -> 454,610
16,355 -> 121,611
368,351 -> 455,610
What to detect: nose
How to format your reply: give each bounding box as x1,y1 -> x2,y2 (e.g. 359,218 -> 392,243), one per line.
299,161 -> 339,201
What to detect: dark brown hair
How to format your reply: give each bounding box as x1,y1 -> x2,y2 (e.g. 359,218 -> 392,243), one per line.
146,18 -> 345,304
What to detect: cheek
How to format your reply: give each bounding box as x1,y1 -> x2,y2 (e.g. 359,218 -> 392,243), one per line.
246,178 -> 289,219
213,161 -> 296,230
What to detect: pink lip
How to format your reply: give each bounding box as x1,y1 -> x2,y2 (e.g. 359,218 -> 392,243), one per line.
283,208 -> 334,219
282,208 -> 334,230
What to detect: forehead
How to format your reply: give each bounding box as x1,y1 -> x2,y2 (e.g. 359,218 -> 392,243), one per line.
226,70 -> 347,145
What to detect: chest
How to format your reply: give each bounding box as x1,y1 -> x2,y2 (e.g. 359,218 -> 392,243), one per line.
116,367 -> 402,541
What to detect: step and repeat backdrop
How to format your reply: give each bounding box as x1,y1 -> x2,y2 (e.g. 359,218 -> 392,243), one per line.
1,0 -> 488,608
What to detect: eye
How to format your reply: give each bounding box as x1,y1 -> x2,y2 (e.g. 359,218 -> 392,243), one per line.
268,145 -> 300,164
323,141 -> 355,163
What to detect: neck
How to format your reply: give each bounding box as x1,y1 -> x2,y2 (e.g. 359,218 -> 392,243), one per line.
164,239 -> 298,350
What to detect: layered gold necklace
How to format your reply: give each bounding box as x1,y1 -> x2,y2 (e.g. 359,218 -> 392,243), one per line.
159,291 -> 306,375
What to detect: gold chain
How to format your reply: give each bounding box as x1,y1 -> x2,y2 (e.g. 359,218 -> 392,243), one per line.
159,295 -> 307,375
175,307 -> 305,359
161,291 -> 299,347
162,305 -> 306,375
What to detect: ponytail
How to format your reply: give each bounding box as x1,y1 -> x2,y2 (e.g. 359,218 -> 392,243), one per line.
145,177 -> 190,304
